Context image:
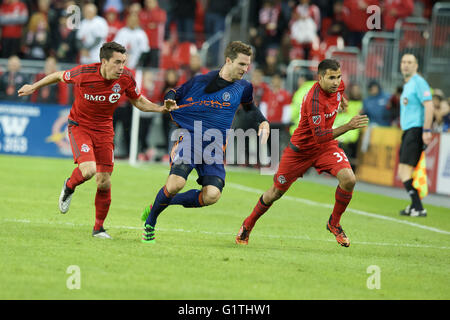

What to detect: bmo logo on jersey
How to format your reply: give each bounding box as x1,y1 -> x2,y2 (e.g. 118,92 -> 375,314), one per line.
83,93 -> 121,103
84,94 -> 106,102
108,93 -> 121,103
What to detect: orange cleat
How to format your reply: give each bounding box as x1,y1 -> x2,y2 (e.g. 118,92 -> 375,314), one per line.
235,224 -> 252,245
326,218 -> 350,247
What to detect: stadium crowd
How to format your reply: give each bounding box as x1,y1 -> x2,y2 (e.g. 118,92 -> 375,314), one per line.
0,0 -> 448,163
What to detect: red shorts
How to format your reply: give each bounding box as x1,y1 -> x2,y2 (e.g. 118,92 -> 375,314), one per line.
273,143 -> 352,191
67,124 -> 115,173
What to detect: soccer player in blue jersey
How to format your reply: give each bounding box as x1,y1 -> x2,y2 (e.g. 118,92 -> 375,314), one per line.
141,41 -> 270,243
398,53 -> 434,217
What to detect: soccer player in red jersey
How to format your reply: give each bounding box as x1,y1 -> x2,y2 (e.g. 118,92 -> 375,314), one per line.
18,42 -> 176,239
236,59 -> 368,247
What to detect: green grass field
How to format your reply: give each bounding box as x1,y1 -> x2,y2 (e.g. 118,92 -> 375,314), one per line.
1,154 -> 449,300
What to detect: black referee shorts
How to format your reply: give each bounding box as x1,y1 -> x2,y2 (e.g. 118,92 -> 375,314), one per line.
399,127 -> 424,167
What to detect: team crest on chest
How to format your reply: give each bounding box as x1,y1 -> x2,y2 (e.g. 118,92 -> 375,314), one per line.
112,83 -> 121,93
222,92 -> 231,101
337,92 -> 341,101
403,97 -> 408,105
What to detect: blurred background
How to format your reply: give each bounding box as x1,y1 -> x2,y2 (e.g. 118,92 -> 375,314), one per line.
0,0 -> 449,196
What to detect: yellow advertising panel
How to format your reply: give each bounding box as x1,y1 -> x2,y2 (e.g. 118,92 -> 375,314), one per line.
356,126 -> 402,186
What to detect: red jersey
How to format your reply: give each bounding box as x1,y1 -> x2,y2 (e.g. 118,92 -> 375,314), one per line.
290,81 -> 345,155
139,7 -> 167,49
264,88 -> 292,123
62,63 -> 141,134
0,1 -> 28,38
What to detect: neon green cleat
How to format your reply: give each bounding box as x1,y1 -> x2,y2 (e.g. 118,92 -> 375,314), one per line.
141,224 -> 156,243
141,205 -> 152,222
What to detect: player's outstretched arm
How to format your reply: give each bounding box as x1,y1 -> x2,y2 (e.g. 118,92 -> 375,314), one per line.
258,121 -> 270,145
18,71 -> 65,97
333,114 -> 369,139
130,95 -> 178,113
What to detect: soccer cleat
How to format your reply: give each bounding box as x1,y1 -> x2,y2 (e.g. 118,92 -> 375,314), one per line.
326,218 -> 350,247
400,205 -> 427,217
142,224 -> 156,243
92,227 -> 112,239
59,178 -> 74,214
410,208 -> 427,217
235,224 -> 252,245
399,205 -> 412,216
141,204 -> 152,222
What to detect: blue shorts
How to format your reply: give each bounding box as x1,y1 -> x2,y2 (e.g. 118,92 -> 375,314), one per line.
169,136 -> 226,188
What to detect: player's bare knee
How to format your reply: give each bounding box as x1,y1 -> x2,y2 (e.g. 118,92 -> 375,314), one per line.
341,174 -> 356,191
166,176 -> 186,195
202,188 -> 221,205
96,174 -> 111,190
80,166 -> 96,180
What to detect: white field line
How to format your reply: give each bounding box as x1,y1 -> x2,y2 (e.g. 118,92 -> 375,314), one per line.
227,182 -> 450,236
2,218 -> 450,250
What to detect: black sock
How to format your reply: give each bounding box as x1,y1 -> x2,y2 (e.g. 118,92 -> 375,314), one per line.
403,179 -> 423,211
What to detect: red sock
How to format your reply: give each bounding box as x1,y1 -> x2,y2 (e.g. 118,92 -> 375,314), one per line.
66,167 -> 86,190
244,196 -> 271,230
94,188 -> 111,231
330,186 -> 353,226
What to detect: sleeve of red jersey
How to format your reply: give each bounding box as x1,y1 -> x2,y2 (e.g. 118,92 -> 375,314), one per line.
306,87 -> 334,144
124,72 -> 141,100
61,65 -> 90,85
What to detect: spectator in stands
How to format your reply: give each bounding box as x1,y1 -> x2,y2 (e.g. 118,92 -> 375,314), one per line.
180,53 -> 209,82
262,48 -> 281,77
204,0 -> 236,66
382,0 -> 414,31
334,83 -> 363,167
322,0 -> 348,49
170,0 -> 196,43
127,2 -> 142,15
261,73 -> 292,126
0,0 -> 28,58
342,0 -> 379,47
139,0 -> 167,68
258,0 -> 281,48
0,55 -> 29,101
289,4 -> 319,60
362,80 -> 391,126
24,1 -> 51,60
55,6 -> 79,63
114,13 -> 150,70
31,56 -> 68,105
105,7 -> 124,43
386,85 -> 402,127
138,70 -> 158,161
293,0 -> 321,27
432,89 -> 450,132
77,3 -> 108,64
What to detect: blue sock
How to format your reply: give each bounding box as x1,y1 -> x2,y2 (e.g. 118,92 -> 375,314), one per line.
170,189 -> 204,208
145,186 -> 173,227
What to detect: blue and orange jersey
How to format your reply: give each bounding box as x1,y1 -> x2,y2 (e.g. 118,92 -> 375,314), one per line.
168,70 -> 253,147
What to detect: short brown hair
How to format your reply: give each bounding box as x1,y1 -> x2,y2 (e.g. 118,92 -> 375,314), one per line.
318,59 -> 340,76
224,41 -> 252,61
99,41 -> 126,61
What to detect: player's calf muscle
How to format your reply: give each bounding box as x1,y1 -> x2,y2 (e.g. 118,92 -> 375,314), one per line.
264,185 -> 284,205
